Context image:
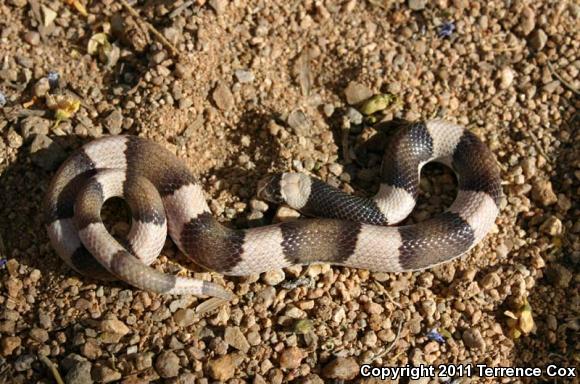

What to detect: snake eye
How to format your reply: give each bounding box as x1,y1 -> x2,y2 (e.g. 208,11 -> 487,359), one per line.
257,174 -> 284,204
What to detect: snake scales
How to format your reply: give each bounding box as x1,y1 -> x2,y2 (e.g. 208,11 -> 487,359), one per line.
45,119 -> 502,299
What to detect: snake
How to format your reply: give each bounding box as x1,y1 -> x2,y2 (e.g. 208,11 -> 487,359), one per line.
45,119 -> 502,300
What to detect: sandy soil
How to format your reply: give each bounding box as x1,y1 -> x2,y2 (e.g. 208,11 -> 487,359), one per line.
0,0 -> 578,383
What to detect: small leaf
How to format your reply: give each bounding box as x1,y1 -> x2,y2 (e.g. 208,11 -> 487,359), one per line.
46,94 -> 81,124
366,115 -> 378,124
22,97 -> 37,108
518,298 -> 534,333
509,328 -> 522,339
505,298 -> 535,338
87,33 -> 111,56
195,297 -> 229,315
292,319 -> 313,334
438,328 -> 453,339
65,0 -> 88,17
87,33 -> 119,67
503,310 -> 518,320
360,93 -> 397,115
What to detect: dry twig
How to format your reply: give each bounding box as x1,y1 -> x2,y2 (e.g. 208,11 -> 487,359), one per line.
372,281 -> 402,309
368,319 -> 403,363
195,297 -> 229,315
39,355 -> 65,384
526,129 -> 552,164
118,0 -> 181,57
169,0 -> 194,19
547,61 -> 579,96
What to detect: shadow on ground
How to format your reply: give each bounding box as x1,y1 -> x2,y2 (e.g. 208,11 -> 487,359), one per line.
511,108 -> 578,378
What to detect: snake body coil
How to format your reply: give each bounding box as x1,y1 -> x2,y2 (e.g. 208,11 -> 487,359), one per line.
45,119 -> 502,299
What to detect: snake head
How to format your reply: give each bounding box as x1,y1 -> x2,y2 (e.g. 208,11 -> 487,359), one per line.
257,173 -> 285,204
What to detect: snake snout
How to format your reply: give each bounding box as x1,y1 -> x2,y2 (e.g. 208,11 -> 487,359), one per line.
257,174 -> 284,204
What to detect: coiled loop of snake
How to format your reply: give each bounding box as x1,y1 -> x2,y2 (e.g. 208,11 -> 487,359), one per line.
45,119 -> 502,299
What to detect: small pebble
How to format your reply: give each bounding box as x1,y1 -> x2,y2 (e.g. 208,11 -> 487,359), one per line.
262,269 -> 285,286
279,347 -> 305,369
287,109 -> 311,137
91,365 -> 121,383
163,27 -> 180,45
420,299 -> 436,318
7,129 -> 23,148
274,206 -> 301,222
65,360 -> 93,384
521,158 -> 537,177
224,326 -> 251,353
0,336 -> 21,356
462,328 -> 486,350
546,265 -> 573,288
344,81 -> 372,105
30,134 -> 67,171
539,216 -> 563,236
80,340 -> 101,360
519,6 -> 536,36
155,351 -> 180,378
99,318 -> 130,336
207,354 -> 236,381
362,331 -> 377,347
169,297 -> 195,312
363,301 -> 384,315
480,272 -> 501,289
328,163 -> 343,176
323,103 -> 335,117
212,83 -> 234,111
34,77 -> 51,97
9,0 -> 27,7
14,354 -> 35,372
408,0 -> 426,11
103,109 -> 123,135
556,194 -> 571,212
235,69 -> 255,83
529,29 -> 548,50
173,308 -> 195,327
543,80 -> 560,93
29,328 -> 49,343
23,31 -> 40,45
322,357 -> 359,380
499,67 -> 514,89
250,199 -> 269,212
209,0 -> 228,14
346,107 -> 363,125
531,180 -> 558,206
21,116 -> 51,139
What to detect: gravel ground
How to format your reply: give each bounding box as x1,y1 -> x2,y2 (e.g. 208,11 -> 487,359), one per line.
0,1 -> 578,383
